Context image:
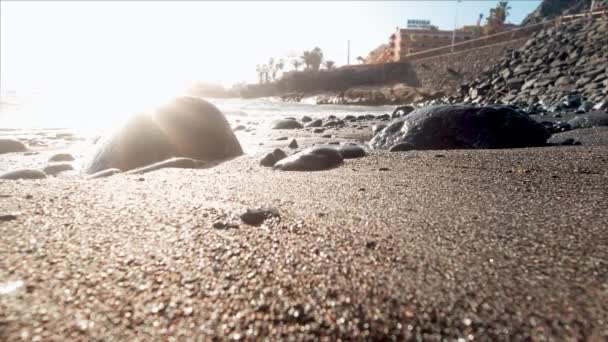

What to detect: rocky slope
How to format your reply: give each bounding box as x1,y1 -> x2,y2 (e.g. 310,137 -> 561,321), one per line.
453,17 -> 608,113
522,0 -> 593,25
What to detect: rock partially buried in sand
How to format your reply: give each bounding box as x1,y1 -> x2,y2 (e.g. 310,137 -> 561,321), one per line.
260,149 -> 288,167
0,139 -> 27,154
370,105 -> 550,150
272,119 -> 303,130
0,169 -> 47,180
87,168 -> 122,179
304,119 -> 323,128
338,145 -> 367,159
274,147 -> 343,171
49,153 -> 75,162
392,105 -> 415,118
125,157 -> 207,175
83,96 -> 243,174
43,163 -> 74,176
567,111 -> 608,129
240,207 -> 280,225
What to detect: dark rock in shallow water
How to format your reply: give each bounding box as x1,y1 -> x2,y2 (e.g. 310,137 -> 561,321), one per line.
301,115 -> 312,123
274,147 -> 343,171
125,157 -> 206,174
0,139 -> 27,154
392,105 -> 415,118
260,148 -> 287,167
370,105 -> 550,150
86,168 -> 122,179
338,145 -> 367,159
83,97 -> 243,174
49,153 -> 75,162
0,169 -> 47,180
240,208 -> 280,225
272,119 -> 303,129
304,119 -> 323,128
43,163 -> 74,176
567,111 -> 608,129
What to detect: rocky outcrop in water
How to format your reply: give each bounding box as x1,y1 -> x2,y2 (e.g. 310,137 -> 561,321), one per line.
455,18 -> 608,113
83,97 -> 243,174
370,105 -> 550,150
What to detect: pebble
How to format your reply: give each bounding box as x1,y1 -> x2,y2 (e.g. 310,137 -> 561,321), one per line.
301,115 -> 312,123
0,169 -> 47,180
274,147 -> 344,171
240,208 -> 280,225
0,214 -> 18,222
275,137 -> 288,141
313,128 -> 325,133
288,139 -> 298,149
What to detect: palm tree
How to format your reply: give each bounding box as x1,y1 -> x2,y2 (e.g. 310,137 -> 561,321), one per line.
292,59 -> 301,72
310,47 -> 323,71
301,51 -> 312,70
323,60 -> 335,70
255,64 -> 264,84
495,1 -> 511,23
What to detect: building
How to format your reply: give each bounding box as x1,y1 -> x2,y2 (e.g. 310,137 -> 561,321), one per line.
389,20 -> 481,62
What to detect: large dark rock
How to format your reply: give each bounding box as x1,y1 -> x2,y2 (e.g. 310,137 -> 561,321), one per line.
0,139 -> 27,154
274,147 -> 343,171
370,105 -> 550,150
83,97 -> 243,174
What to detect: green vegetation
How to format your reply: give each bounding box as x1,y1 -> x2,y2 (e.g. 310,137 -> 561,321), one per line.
256,47 -> 330,84
484,1 -> 511,35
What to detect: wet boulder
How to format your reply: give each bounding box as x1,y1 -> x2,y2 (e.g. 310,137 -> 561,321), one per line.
83,96 -> 243,174
274,147 -> 343,171
304,119 -> 323,128
370,105 -> 550,150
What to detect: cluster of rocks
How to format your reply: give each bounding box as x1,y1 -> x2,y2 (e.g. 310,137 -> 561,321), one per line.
454,18 -> 608,114
0,152 -> 76,180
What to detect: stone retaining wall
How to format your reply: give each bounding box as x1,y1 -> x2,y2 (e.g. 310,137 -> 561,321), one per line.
410,38 -> 529,94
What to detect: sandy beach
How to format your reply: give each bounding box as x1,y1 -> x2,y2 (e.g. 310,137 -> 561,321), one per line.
2,142 -> 607,340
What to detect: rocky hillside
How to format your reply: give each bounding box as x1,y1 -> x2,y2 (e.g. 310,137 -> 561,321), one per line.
522,0 -> 593,25
454,17 -> 607,113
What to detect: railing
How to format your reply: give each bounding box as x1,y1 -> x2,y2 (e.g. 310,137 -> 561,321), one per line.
401,8 -> 608,62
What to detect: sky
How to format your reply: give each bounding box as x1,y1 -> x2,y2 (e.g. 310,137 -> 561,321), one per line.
1,0 -> 541,98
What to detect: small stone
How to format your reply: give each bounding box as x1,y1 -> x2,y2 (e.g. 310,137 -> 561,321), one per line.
240,208 -> 280,225
378,167 -> 390,171
48,153 -> 75,162
0,214 -> 18,222
288,139 -> 298,149
233,125 -> 247,131
301,115 -> 312,123
338,145 -> 366,159
313,128 -> 324,133
366,240 -> 377,249
275,137 -> 288,141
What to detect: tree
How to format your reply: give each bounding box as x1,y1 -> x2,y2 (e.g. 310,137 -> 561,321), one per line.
323,60 -> 335,70
301,47 -> 323,71
292,58 -> 302,71
256,64 -> 264,84
484,1 -> 511,35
